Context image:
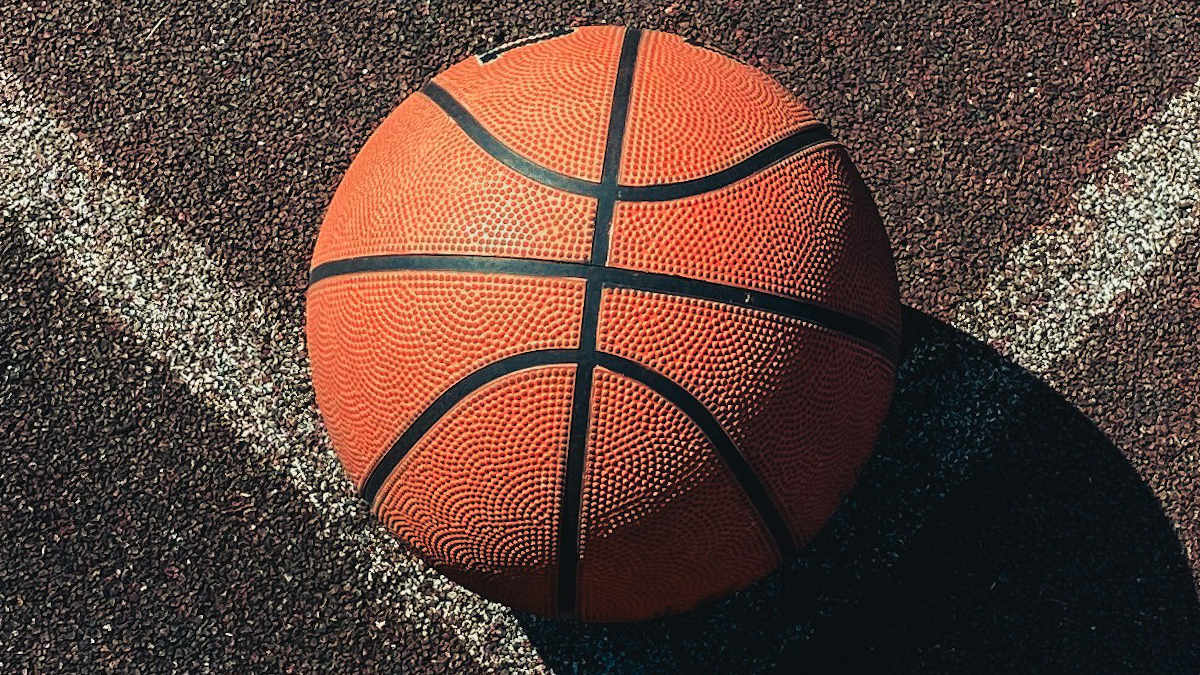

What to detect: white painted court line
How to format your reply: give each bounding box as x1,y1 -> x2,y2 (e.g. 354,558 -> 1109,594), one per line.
950,81 -> 1200,568
0,71 -> 545,672
954,81 -> 1200,384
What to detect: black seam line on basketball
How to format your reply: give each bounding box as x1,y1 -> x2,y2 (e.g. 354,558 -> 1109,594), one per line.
420,81 -> 834,202
613,125 -> 834,202
359,349 -> 579,505
556,26 -> 643,620
421,81 -> 603,197
307,254 -> 898,362
356,349 -> 796,578
594,352 -> 796,561
589,27 -> 641,262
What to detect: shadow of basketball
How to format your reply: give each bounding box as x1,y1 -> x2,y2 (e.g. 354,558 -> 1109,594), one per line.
517,306 -> 1200,673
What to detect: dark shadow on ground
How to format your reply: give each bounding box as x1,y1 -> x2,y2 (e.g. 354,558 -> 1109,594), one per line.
518,307 -> 1200,674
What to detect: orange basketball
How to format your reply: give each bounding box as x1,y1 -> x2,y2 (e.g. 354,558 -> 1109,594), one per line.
305,26 -> 900,622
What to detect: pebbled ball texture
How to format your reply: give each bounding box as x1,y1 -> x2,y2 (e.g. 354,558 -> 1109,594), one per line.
618,29 -> 816,186
311,93 -> 598,268
306,25 -> 900,622
375,365 -> 576,617
307,271 -> 583,484
437,26 -> 624,182
610,148 -> 901,334
596,288 -> 896,544
577,368 -> 777,621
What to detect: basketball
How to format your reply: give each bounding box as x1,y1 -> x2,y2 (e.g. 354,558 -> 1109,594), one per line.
305,26 -> 900,622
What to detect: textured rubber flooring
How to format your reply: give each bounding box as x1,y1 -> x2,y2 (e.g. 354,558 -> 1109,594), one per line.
2,2 -> 1198,672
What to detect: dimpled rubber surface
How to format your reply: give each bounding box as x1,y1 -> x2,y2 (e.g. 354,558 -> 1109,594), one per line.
576,368 -> 778,622
619,30 -> 815,186
311,93 -> 597,268
610,146 -> 901,334
436,26 -> 622,182
305,26 -> 898,622
374,365 -> 575,618
305,271 -> 583,485
597,288 -> 895,542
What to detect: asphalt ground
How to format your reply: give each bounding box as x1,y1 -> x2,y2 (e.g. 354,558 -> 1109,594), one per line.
2,1 -> 1199,672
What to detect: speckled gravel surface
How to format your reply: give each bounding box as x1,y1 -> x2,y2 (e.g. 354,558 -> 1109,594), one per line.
2,1 -> 1199,672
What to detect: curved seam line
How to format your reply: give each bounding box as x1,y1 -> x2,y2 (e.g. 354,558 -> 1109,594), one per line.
307,254 -> 899,362
421,81 -> 604,196
358,348 -> 795,562
593,353 -> 797,560
420,82 -> 836,202
613,125 -> 836,201
359,349 -> 578,505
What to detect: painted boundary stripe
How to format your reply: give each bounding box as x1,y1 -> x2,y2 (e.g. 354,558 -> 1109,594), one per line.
308,254 -> 899,361
420,83 -> 834,202
359,349 -> 797,561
